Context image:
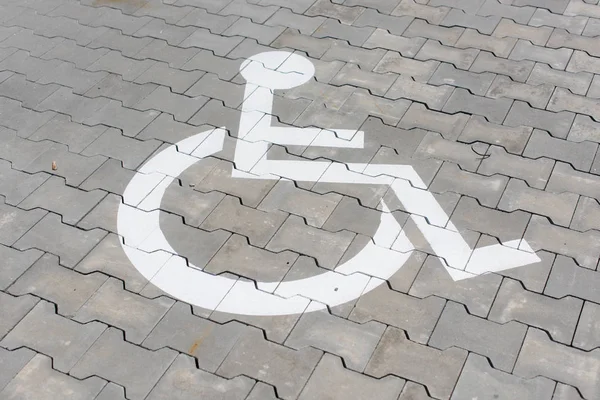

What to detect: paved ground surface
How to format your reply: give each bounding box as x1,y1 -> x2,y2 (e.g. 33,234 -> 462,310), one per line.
2,0 -> 600,399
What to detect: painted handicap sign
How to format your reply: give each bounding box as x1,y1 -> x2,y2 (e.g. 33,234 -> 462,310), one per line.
117,51 -> 540,316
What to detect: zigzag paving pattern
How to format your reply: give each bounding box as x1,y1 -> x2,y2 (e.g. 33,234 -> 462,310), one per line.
2,0 -> 600,398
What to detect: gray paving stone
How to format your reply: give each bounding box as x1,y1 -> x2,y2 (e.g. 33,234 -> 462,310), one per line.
138,85 -> 207,122
493,18 -> 552,46
73,277 -> 173,344
391,0 -> 449,24
0,354 -> 105,400
0,160 -> 49,206
299,353 -> 404,400
528,63 -> 592,96
553,384 -> 586,400
414,131 -> 486,172
415,39 -> 479,70
133,19 -> 194,46
87,50 -> 155,81
71,327 -> 177,400
1,300 -> 106,372
374,51 -> 439,82
441,8 -> 500,34
83,100 -> 160,138
499,178 -> 579,227
443,88 -> 512,124
487,74 -> 553,109
85,74 -> 157,108
404,19 -> 464,46
505,101 -> 576,140
218,328 -> 322,400
88,8 -> 152,36
136,61 -> 204,93
546,254 -> 600,300
478,146 -> 554,189
573,301 -> 600,351
28,114 -> 107,153
143,301 -> 249,372
386,75 -> 453,110
398,382 -> 435,400
271,28 -> 333,59
79,159 -> 135,196
134,38 -> 200,69
0,97 -> 57,138
430,162 -> 508,208
399,103 -> 469,141
95,383 -> 127,400
549,86 -> 600,123
455,28 -> 516,58
490,278 -> 582,344
35,86 -> 108,124
548,161 -> 600,200
0,73 -> 59,109
0,245 -> 41,290
8,253 -> 107,316
0,201 -> 46,246
470,51 -> 534,82
363,29 -> 425,57
147,354 -> 254,400
530,7 -> 588,34
354,9 -> 412,36
266,8 -> 325,35
510,40 -> 573,70
459,116 -> 532,154
349,283 -> 445,344
525,216 -> 600,269
548,28 -> 600,57
132,2 -> 193,24
410,255 -> 502,317
19,176 -> 105,225
429,62 -> 495,95
306,0 -> 364,24
571,196 -> 600,232
451,353 -> 555,400
366,326 -> 467,400
430,301 -> 526,372
313,19 -> 374,47
13,213 -> 106,268
331,63 -> 396,96
246,382 -> 280,400
567,50 -> 600,75
0,347 -> 36,392
0,291 -> 37,340
514,328 -> 600,400
524,129 -> 596,172
0,50 -> 61,82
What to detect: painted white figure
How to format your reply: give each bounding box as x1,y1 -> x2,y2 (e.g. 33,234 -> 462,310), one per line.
117,51 -> 540,316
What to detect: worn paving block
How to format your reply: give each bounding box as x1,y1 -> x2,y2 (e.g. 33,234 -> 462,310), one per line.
429,62 -> 495,95
392,0 -> 450,24
83,100 -> 160,138
549,87 -> 600,123
0,97 -> 57,138
71,327 -> 177,400
0,160 -> 49,206
530,8 -> 588,34
528,63 -> 592,96
354,9 -> 412,36
398,382 -> 435,400
498,178 -> 579,227
374,51 -> 439,82
455,28 -> 516,58
87,50 -> 155,81
415,39 -> 479,70
147,354 -> 254,400
505,101 -> 576,140
490,278 -> 582,344
404,19 -> 464,46
546,254 -> 600,301
547,161 -> 600,200
0,354 -> 105,400
349,283 -> 445,344
313,19 -> 374,47
553,384 -> 586,400
409,256 -> 502,317
306,0 -> 364,24
95,383 -> 127,400
28,114 -> 107,153
39,62 -> 109,95
286,309 -> 384,372
73,277 -> 173,344
548,28 -> 600,57
0,73 -> 59,109
138,85 -> 208,122
487,75 -> 553,109
366,326 -> 467,400
85,74 -> 157,108
525,216 -> 600,270
567,50 -> 600,75
0,347 -> 36,392
452,353 -> 554,400
573,301 -> 600,351
0,291 -> 37,340
571,196 -> 600,232
143,301 -> 249,372
515,328 -> 600,400
136,61 -> 204,94
470,51 -> 534,82
363,29 -> 425,57
386,75 -> 453,110
1,300 -> 106,373
331,63 -> 396,96
19,176 -> 105,225
414,131 -> 486,172
13,213 -> 106,268
159,180 -> 224,228
524,129 -> 596,172
459,116 -> 532,155
218,328 -> 322,400
493,18 -> 552,46
299,353 -> 404,400
430,162 -> 508,208
510,40 -> 573,70
8,253 -> 107,316
79,159 -> 135,196
35,86 -> 108,124
399,103 -> 469,141
478,146 -> 554,189
271,28 -> 333,59
133,18 -> 194,46
0,201 -> 46,246
443,88 -> 512,124
266,8 -> 325,35
0,245 -> 41,290
200,195 -> 286,247
429,301 -> 526,372
82,128 -> 161,169
246,382 -> 280,400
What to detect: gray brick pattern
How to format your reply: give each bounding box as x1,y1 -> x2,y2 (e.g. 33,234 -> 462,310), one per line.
1,0 -> 600,399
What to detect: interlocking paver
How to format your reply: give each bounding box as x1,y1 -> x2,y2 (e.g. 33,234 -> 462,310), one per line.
71,327 -> 178,400
490,278 -> 582,344
443,88 -> 512,124
0,291 -> 38,339
493,18 -> 552,46
0,347 -> 35,392
487,74 -> 554,109
415,39 -> 479,70
455,28 -> 516,58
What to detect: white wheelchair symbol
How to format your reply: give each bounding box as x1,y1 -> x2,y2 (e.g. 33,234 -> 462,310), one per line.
117,51 -> 540,316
